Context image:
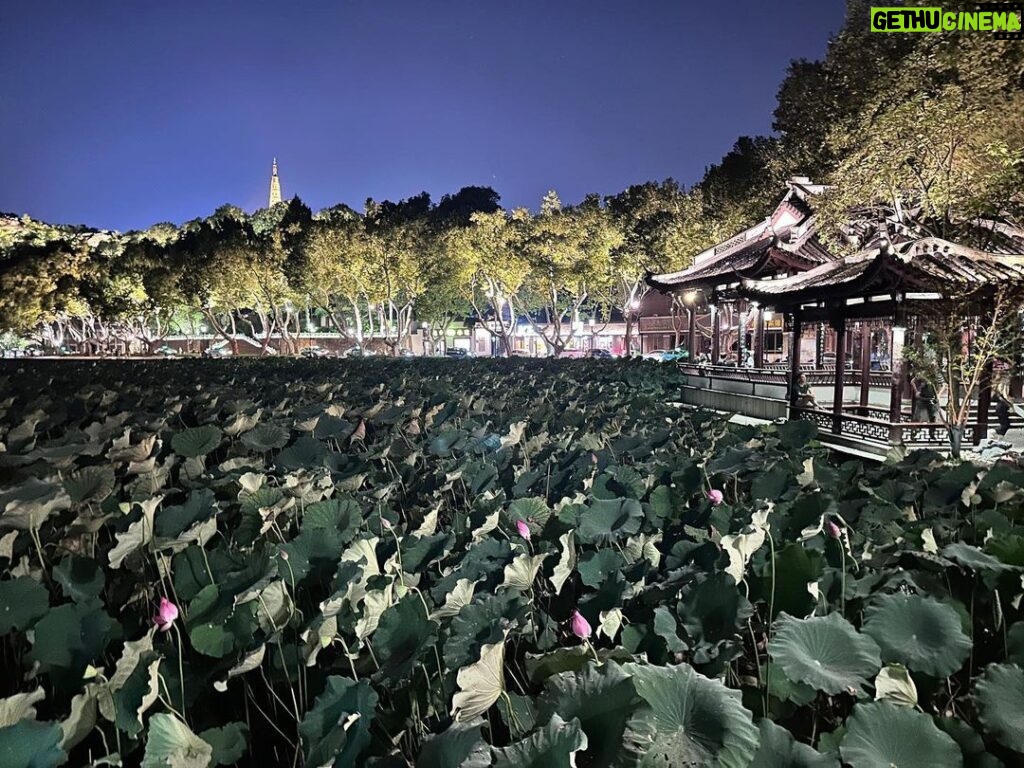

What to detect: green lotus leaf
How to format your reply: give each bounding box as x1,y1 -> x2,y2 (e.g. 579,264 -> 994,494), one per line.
578,497 -> 643,545
53,556 -> 104,603
653,605 -> 688,653
402,532 -> 455,574
63,465 -> 116,504
0,720 -> 65,768
768,613 -> 881,695
752,465 -> 794,501
29,601 -> 117,687
507,496 -> 550,527
280,526 -> 345,583
577,549 -> 625,588
592,466 -> 646,500
678,571 -> 752,660
762,662 -> 818,706
275,436 -> 329,471
431,537 -> 513,604
198,722 -> 249,766
98,634 -> 161,737
171,425 -> 222,458
752,718 -> 837,767
444,592 -> 525,671
155,489 -> 217,540
240,423 -> 290,451
622,662 -> 759,768
839,702 -> 961,768
299,677 -> 377,768
986,533 -> 1024,567
755,543 -> 824,619
141,713 -> 213,768
974,663 -> 1024,753
491,714 -> 588,768
301,497 -> 362,539
372,595 -> 439,683
941,542 -> 1014,573
862,593 -> 971,678
777,419 -> 818,450
538,662 -> 640,767
0,576 -> 49,634
416,719 -> 491,768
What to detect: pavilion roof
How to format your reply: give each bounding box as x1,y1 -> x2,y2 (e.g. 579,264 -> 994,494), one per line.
646,178 -> 833,294
740,237 -> 1024,308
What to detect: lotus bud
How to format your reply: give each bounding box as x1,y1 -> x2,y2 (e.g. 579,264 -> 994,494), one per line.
382,518 -> 392,530
826,520 -> 841,538
153,597 -> 179,632
707,489 -> 724,506
570,609 -> 592,640
515,519 -> 531,541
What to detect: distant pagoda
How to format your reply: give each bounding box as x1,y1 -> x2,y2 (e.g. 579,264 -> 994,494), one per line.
268,158 -> 282,207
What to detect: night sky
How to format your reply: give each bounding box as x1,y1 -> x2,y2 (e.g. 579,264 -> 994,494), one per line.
1,1 -> 844,232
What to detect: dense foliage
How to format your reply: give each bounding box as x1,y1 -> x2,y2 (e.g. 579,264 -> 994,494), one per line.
1,358 -> 1024,766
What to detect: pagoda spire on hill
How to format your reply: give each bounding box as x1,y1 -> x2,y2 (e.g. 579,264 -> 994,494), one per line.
268,158 -> 282,207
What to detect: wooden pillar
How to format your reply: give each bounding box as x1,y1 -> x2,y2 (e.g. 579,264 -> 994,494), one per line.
687,306 -> 697,358
711,305 -> 721,364
788,312 -> 803,415
889,320 -> 906,428
859,322 -> 871,414
976,358 -> 993,445
832,319 -> 847,434
814,322 -> 825,369
736,300 -> 745,366
754,306 -> 765,368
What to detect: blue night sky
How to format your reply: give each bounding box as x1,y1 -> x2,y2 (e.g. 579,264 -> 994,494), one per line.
0,1 -> 844,232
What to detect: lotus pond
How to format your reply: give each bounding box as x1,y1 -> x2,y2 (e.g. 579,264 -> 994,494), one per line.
1,357 -> 1023,767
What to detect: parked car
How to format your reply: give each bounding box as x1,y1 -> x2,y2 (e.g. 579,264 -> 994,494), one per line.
588,349 -> 613,359
445,348 -> 470,359
397,348 -> 415,358
342,346 -> 369,358
644,346 -> 690,363
203,345 -> 233,358
154,345 -> 178,357
302,346 -> 331,359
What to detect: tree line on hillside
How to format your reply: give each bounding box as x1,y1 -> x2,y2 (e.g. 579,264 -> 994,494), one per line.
1,1 -> 1020,356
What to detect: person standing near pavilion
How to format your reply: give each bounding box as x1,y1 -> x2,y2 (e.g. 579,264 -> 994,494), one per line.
912,372 -> 939,423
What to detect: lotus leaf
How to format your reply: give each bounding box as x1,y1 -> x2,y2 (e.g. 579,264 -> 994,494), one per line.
862,593 -> 971,678
974,663 -> 1024,753
839,702 -> 961,768
768,613 -> 881,695
622,662 -> 759,767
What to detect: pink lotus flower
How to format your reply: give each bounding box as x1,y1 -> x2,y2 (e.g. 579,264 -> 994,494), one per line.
515,519 -> 531,541
570,610 -> 592,640
826,520 -> 842,538
707,489 -> 724,506
153,597 -> 179,632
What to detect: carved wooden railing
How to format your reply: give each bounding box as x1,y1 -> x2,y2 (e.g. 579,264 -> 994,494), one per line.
793,407 -> 951,446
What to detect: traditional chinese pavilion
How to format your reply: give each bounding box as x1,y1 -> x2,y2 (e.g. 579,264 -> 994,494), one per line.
645,178 -> 1024,458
